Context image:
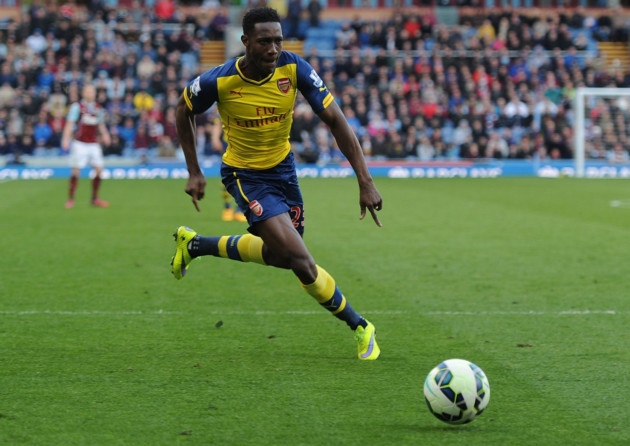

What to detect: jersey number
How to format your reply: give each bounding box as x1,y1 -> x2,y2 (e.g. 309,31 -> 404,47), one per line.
290,205 -> 304,229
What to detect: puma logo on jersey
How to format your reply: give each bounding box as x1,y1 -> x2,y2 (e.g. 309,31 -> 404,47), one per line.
230,88 -> 243,98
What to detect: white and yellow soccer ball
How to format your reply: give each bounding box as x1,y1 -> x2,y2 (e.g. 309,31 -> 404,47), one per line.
423,358 -> 491,425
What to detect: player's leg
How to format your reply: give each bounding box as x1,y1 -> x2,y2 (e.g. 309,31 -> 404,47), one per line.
171,159 -> 379,358
257,215 -> 379,359
221,185 -> 234,221
66,167 -> 80,208
170,215 -> 379,359
232,204 -> 247,222
90,165 -> 108,207
66,140 -> 85,208
254,162 -> 379,359
258,214 -> 380,360
221,185 -> 247,222
90,144 -> 108,207
171,224 -> 266,280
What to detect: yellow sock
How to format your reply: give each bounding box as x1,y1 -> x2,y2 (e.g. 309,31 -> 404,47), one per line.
216,234 -> 266,265
301,265 -> 337,304
300,265 -> 364,329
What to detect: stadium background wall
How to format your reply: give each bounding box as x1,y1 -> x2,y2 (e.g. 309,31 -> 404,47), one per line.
2,159 -> 630,180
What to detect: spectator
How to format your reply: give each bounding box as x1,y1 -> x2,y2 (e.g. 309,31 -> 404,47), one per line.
607,141 -> 629,163
33,111 -> 54,152
133,120 -> 151,154
154,0 -> 176,22
486,131 -> 509,158
461,140 -> 481,159
402,126 -> 420,158
47,112 -> 65,149
104,127 -> 125,156
307,0 -> 321,28
207,7 -> 229,40
286,0 -> 302,40
3,133 -> 21,157
133,87 -> 155,114
477,19 -> 496,46
6,109 -> 24,138
161,106 -> 178,146
0,82 -> 16,108
0,132 -> 8,155
117,116 -> 137,152
504,91 -> 531,128
146,114 -> 164,148
20,93 -> 41,118
25,28 -> 47,54
453,119 -> 472,150
416,135 -> 435,161
336,21 -> 356,49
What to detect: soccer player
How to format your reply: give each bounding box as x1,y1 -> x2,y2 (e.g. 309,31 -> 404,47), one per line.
61,84 -> 111,208
171,6 -> 383,360
221,185 -> 247,222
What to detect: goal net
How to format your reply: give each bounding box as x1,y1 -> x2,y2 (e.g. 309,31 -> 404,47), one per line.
574,87 -> 630,177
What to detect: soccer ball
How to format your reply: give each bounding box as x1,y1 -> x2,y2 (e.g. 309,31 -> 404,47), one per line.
423,358 -> 490,425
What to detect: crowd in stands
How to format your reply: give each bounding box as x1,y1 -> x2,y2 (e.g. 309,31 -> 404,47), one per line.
0,1 -> 629,165
292,7 -> 630,163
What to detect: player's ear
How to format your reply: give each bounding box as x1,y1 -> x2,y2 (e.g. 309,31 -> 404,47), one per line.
241,34 -> 248,46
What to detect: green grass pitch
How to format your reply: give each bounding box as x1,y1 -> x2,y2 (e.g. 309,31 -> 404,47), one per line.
1,177 -> 629,445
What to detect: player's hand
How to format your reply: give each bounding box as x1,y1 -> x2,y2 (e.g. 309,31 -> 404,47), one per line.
359,184 -> 383,227
185,173 -> 207,212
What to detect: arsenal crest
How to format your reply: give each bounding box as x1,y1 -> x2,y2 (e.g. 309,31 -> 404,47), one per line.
249,200 -> 263,216
277,78 -> 291,94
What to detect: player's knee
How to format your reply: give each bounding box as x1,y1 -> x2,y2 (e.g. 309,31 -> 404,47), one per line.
265,248 -> 316,279
290,255 -> 317,283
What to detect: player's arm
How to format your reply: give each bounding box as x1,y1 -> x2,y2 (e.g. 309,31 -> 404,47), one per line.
60,103 -> 78,151
175,94 -> 206,211
176,71 -> 219,211
317,101 -> 383,227
294,53 -> 383,226
98,111 -> 111,147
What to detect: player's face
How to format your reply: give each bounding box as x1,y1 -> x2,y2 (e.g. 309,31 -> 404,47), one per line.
82,85 -> 96,102
243,22 -> 283,79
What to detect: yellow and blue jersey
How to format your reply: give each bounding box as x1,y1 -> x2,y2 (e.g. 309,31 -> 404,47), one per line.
182,51 -> 334,169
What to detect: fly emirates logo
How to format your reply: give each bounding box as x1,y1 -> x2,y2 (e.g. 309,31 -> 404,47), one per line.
232,106 -> 289,128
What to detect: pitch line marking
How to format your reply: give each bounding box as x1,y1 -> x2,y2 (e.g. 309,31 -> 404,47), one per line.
0,309 -> 624,316
0,310 -> 185,316
610,199 -> 630,208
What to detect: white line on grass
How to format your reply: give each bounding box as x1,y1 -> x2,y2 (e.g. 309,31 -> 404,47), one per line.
0,309 -> 624,316
0,310 -> 185,315
610,198 -> 630,208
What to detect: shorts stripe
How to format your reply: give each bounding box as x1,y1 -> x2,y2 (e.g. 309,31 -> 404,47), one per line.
235,177 -> 249,204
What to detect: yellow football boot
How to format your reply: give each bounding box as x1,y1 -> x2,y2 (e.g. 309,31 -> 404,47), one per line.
170,226 -> 197,280
355,320 -> 380,360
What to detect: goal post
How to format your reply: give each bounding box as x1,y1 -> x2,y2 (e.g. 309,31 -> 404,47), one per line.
574,87 -> 630,178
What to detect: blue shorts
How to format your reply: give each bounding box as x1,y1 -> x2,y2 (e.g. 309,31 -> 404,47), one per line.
221,152 -> 305,236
